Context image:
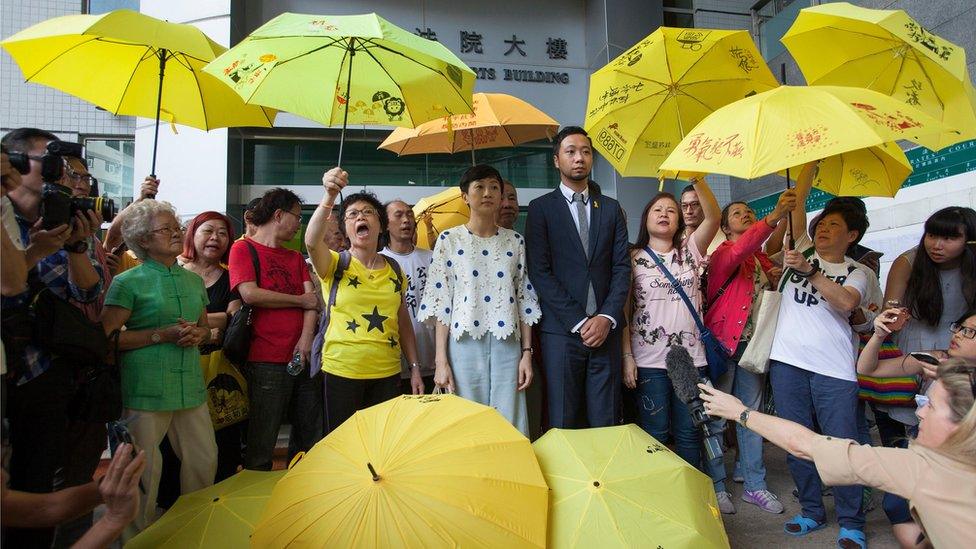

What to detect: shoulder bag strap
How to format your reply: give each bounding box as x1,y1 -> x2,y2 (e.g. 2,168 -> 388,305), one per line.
644,246 -> 708,336
244,240 -> 260,286
323,251 -> 352,330
712,265 -> 741,304
776,245 -> 817,293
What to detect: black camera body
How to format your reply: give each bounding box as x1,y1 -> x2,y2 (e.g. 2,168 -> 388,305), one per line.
39,140 -> 117,229
1,144 -> 30,176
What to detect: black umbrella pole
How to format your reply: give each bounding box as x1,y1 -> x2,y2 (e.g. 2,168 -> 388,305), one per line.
786,167 -> 795,250
148,48 -> 168,199
335,40 -> 356,202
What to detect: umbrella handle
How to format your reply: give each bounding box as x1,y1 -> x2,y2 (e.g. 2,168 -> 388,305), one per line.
148,48 -> 168,199
785,167 -> 795,251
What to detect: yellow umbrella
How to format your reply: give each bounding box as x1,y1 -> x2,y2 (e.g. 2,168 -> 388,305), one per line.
789,141 -> 913,198
584,27 -> 779,177
251,394 -> 548,548
413,187 -> 469,250
125,469 -> 285,549
379,92 -> 559,164
534,425 -> 728,548
782,2 -> 975,151
659,85 -> 948,179
1,9 -> 276,177
203,12 -> 475,166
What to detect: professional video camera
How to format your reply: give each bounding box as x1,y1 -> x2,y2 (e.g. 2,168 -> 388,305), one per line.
40,140 -> 117,229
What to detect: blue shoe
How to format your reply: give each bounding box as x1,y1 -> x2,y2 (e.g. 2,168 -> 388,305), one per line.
784,514 -> 827,536
838,527 -> 866,549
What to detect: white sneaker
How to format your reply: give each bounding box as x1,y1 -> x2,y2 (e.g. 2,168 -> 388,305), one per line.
742,489 -> 785,514
716,491 -> 736,514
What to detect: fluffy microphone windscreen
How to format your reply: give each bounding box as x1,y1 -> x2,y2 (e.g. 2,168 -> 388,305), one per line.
665,344 -> 700,404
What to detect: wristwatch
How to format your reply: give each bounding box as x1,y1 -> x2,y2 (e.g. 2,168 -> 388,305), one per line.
521,347 -> 534,355
63,240 -> 89,254
739,408 -> 752,428
150,331 -> 162,344
409,362 -> 421,370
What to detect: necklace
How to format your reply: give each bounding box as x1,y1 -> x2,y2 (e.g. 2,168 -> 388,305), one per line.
360,254 -> 381,279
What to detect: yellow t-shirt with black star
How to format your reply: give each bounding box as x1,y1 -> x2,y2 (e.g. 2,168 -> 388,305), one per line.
319,250 -> 404,379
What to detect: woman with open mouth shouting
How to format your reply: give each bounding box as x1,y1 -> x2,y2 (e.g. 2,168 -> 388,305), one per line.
306,168 -> 422,433
418,164 -> 541,437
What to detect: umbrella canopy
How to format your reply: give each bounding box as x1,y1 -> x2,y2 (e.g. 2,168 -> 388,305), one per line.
203,12 -> 475,130
782,1 -> 975,150
378,92 -> 558,162
252,394 -> 548,548
659,85 -> 947,179
1,9 -> 276,177
0,9 -> 276,136
413,186 -> 469,250
786,141 -> 913,198
534,425 -> 728,548
584,27 -> 779,177
125,469 -> 285,549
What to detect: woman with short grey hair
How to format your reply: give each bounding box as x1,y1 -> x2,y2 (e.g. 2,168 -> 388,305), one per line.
101,199 -> 217,536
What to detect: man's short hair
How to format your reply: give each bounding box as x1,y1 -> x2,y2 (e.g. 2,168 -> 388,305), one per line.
1,128 -> 58,153
250,188 -> 302,226
552,126 -> 591,156
680,184 -> 696,197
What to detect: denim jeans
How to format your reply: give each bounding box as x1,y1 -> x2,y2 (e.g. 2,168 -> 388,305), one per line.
243,362 -> 323,471
706,341 -> 769,493
770,360 -> 865,529
634,368 -> 700,468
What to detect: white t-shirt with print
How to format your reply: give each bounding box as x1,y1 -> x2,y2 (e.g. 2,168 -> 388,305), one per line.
380,246 -> 435,378
770,234 -> 871,382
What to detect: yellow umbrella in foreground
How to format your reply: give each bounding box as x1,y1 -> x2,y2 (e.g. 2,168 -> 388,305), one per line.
413,186 -> 469,250
379,92 -> 559,164
782,2 -> 976,150
786,141 -> 913,198
252,394 -> 549,548
584,27 -> 779,177
535,425 -> 727,548
125,469 -> 285,549
659,85 -> 948,179
1,9 -> 276,177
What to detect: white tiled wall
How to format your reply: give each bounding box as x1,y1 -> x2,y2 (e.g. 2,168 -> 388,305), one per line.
1,0 -> 135,138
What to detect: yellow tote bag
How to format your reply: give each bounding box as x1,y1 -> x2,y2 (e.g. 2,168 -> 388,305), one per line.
200,350 -> 248,429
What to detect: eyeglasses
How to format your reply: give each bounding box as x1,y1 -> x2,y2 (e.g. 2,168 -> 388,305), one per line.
344,208 -> 378,220
151,226 -> 183,237
949,323 -> 976,340
64,164 -> 94,186
197,228 -> 229,239
279,209 -> 301,220
681,201 -> 701,211
914,394 -> 929,408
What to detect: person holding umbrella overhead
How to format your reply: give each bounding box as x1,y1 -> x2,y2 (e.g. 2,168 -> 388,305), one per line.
306,168 -> 423,432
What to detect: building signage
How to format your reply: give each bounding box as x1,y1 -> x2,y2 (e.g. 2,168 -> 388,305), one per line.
415,27 -> 571,85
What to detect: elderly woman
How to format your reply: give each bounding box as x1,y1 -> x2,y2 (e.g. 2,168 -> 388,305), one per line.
306,169 -> 421,432
101,200 -> 217,535
700,359 -> 976,549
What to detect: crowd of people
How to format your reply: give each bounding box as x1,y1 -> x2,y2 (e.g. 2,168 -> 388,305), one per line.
1,124 -> 974,548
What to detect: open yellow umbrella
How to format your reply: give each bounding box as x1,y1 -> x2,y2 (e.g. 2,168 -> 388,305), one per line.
1,9 -> 276,178
534,425 -> 728,548
125,469 -> 285,549
413,187 -> 469,250
251,394 -> 548,548
379,92 -> 559,164
782,2 -> 975,151
584,27 -> 779,177
659,85 -> 947,179
203,12 -> 475,166
790,141 -> 913,198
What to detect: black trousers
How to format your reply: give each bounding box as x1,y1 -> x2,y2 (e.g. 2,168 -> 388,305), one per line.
324,372 -> 400,433
540,331 -> 622,429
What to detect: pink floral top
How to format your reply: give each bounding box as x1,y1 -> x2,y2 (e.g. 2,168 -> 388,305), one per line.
629,237 -> 707,369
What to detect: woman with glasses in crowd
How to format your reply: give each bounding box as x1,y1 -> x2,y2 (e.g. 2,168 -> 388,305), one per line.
306,168 -> 422,433
418,164 -> 540,436
101,200 -> 217,536
701,357 -> 976,549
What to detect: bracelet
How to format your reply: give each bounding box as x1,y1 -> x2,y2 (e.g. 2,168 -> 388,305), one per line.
521,347 -> 533,355
796,259 -> 820,278
409,362 -> 421,369
623,352 -> 634,358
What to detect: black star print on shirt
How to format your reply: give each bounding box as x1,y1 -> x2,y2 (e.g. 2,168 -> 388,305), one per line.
362,306 -> 389,332
388,336 -> 398,348
390,276 -> 402,294
347,276 -> 362,289
346,319 -> 360,333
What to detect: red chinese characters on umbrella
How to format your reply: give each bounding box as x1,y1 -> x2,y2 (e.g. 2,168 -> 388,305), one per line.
849,102 -> 924,133
681,132 -> 745,164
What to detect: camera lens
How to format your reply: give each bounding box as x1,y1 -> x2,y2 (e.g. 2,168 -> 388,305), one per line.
7,152 -> 30,175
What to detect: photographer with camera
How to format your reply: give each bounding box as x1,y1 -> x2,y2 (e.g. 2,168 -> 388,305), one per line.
1,128 -> 110,547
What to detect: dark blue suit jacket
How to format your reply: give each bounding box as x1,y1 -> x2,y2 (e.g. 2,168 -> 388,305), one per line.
525,182 -> 632,336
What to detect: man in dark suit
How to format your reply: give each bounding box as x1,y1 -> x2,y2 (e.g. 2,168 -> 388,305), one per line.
525,126 -> 631,428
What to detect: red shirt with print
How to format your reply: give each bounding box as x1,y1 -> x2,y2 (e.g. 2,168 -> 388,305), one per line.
229,238 -> 310,363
